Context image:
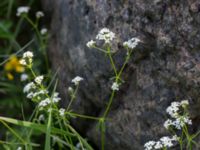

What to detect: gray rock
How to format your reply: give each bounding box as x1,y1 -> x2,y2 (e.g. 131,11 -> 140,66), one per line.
42,0 -> 200,149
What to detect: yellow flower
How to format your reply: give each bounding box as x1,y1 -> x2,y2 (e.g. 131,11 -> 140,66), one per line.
4,55 -> 25,80
7,73 -> 14,80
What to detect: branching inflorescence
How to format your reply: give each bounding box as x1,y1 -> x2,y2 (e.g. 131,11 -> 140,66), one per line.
87,28 -> 140,150
144,100 -> 199,150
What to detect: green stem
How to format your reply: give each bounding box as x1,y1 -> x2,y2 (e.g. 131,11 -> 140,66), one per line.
24,16 -> 49,71
57,119 -> 74,150
107,47 -> 117,76
66,84 -> 79,111
101,126 -> 105,150
66,112 -> 101,121
93,46 -> 108,53
6,0 -> 14,19
103,91 -> 115,118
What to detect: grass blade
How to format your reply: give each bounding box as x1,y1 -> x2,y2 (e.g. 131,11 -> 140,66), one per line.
45,109 -> 52,150
0,116 -> 74,137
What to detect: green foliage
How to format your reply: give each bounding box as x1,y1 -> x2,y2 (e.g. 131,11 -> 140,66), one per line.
0,21 -> 13,39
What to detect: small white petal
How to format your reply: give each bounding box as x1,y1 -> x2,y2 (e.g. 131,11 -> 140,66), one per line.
72,76 -> 84,85
59,108 -> 65,116
86,40 -> 96,48
35,75 -> 44,85
36,11 -> 44,18
16,6 -> 30,17
111,82 -> 119,91
40,28 -> 48,35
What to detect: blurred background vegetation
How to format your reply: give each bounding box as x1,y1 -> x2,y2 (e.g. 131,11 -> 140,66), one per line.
0,0 -> 49,147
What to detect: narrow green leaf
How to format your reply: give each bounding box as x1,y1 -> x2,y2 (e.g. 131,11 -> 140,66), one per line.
45,109 -> 52,150
0,116 -> 74,137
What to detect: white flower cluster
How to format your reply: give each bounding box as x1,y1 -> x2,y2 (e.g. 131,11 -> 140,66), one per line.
20,51 -> 34,66
144,135 -> 178,150
164,100 -> 192,130
20,51 -> 65,121
123,37 -> 140,49
86,40 -> 96,48
96,28 -> 115,44
86,28 -> 116,48
38,98 -> 51,107
23,82 -> 36,93
166,101 -> 180,118
36,11 -> 44,18
40,28 -> 48,35
23,80 -> 48,100
87,28 -> 140,52
27,89 -> 48,99
111,82 -> 119,91
35,75 -> 44,85
59,108 -> 65,116
72,76 -> 84,85
144,100 -> 192,150
16,6 -> 30,16
38,92 -> 61,108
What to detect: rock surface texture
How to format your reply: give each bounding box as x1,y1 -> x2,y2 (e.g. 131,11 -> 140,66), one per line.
42,0 -> 200,149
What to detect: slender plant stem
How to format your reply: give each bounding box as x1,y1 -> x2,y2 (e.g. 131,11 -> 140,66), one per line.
66,84 -> 79,111
103,91 -> 115,118
67,112 -> 101,121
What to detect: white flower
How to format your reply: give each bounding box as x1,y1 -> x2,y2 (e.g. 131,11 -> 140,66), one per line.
111,82 -> 119,91
35,75 -> 44,85
86,40 -> 96,48
68,87 -> 73,93
96,28 -> 115,44
163,119 -> 173,129
53,97 -> 61,102
23,82 -> 36,93
16,6 -> 30,16
52,92 -> 61,103
154,141 -> 163,149
183,116 -> 192,125
19,59 -> 27,65
20,51 -> 34,66
160,136 -> 174,147
20,74 -> 28,81
38,114 -> 45,121
36,11 -> 44,18
53,92 -> 59,97
59,108 -> 65,116
17,147 -> 22,150
123,37 -> 140,49
172,135 -> 179,141
181,100 -> 189,106
173,116 -> 192,130
27,92 -> 34,99
40,28 -> 48,35
38,98 -> 51,107
72,76 -> 84,85
166,102 -> 180,118
144,141 -> 156,150
33,90 -> 48,97
23,51 -> 33,58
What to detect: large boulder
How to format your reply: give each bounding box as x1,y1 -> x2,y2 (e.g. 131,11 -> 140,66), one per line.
42,0 -> 200,149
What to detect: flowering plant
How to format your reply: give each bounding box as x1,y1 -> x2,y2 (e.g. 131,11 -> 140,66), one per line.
144,100 -> 199,150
